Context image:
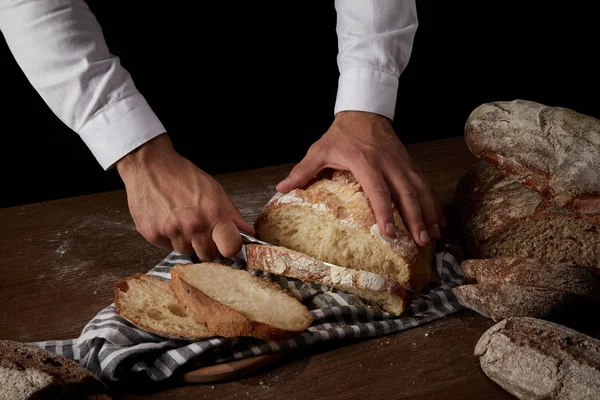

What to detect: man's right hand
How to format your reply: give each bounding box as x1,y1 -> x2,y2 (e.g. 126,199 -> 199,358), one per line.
116,134 -> 254,261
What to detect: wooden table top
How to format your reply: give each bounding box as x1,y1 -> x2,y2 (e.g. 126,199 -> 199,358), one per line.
0,136 -> 518,399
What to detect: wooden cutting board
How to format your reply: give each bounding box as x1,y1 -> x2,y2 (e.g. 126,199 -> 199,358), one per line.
182,350 -> 294,383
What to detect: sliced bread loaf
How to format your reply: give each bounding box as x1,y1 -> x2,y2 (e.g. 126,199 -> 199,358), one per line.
114,274 -> 213,340
170,263 -> 313,340
254,169 -> 433,291
455,160 -> 600,266
245,243 -> 408,314
0,339 -> 111,400
475,317 -> 600,399
465,99 -> 600,214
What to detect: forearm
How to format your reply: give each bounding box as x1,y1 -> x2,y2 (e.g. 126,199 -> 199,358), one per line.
0,0 -> 165,169
334,0 -> 418,120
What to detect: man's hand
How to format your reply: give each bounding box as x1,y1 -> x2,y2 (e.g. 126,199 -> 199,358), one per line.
276,111 -> 445,247
116,134 -> 254,260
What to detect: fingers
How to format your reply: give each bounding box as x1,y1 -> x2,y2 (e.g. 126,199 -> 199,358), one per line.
212,219 -> 244,258
351,167 -> 397,239
385,170 -> 431,247
409,174 -> 442,240
224,194 -> 255,235
191,233 -> 219,262
276,146 -> 324,193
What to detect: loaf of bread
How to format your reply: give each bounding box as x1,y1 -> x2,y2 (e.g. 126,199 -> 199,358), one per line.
245,243 -> 409,314
114,274 -> 213,340
461,257 -> 600,301
171,263 -> 314,340
452,282 -> 583,322
0,339 -> 111,400
455,160 -> 600,266
254,169 -> 433,291
465,99 -> 600,214
474,317 -> 600,399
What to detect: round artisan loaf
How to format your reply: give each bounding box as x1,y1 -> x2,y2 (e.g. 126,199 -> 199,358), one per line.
465,99 -> 600,214
455,160 -> 600,267
253,169 -> 433,291
0,339 -> 111,400
475,317 -> 600,399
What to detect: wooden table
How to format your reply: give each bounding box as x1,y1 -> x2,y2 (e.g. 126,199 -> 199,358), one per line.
1,136 -> 519,399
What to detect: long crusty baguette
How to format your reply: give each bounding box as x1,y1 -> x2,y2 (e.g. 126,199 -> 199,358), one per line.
460,257 -> 600,301
254,169 -> 433,292
114,274 -> 213,340
0,339 -> 111,400
465,99 -> 600,214
475,317 -> 600,399
451,283 -> 583,322
170,263 -> 313,340
245,243 -> 409,314
455,160 -> 600,267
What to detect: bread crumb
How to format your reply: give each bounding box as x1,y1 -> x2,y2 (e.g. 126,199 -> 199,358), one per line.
211,386 -> 214,389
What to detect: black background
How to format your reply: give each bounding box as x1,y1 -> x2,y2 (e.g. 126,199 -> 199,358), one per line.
1,2 -> 599,208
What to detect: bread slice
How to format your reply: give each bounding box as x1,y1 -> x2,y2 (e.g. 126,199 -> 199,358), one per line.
461,257 -> 600,301
254,169 -> 433,291
465,99 -> 600,214
475,317 -> 600,400
451,283 -> 585,322
114,274 -> 213,340
0,339 -> 111,400
455,160 -> 600,267
170,263 -> 313,340
245,243 -> 409,314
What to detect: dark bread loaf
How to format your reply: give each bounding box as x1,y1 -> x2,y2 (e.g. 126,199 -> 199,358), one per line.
452,283 -> 586,322
455,160 -> 600,267
0,339 -> 111,400
461,257 -> 600,301
474,317 -> 600,400
465,99 -> 600,214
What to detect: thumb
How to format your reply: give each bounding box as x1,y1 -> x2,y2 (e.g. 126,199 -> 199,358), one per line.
276,151 -> 323,192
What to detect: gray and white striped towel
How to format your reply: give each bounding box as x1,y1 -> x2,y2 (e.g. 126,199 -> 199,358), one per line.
29,245 -> 466,383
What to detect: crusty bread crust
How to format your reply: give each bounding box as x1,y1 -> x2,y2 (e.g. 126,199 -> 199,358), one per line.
452,283 -> 586,322
461,257 -> 600,301
455,160 -> 600,262
171,264 -> 312,340
474,317 -> 600,399
254,169 -> 433,290
245,243 -> 408,314
465,99 -> 600,213
0,339 -> 111,400
113,274 -> 212,340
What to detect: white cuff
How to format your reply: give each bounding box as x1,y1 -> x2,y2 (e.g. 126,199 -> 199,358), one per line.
334,68 -> 399,120
79,93 -> 166,170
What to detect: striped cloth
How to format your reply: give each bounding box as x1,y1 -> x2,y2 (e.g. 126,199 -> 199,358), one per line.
29,245 -> 466,383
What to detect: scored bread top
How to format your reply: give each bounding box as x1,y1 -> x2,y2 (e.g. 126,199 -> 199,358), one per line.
255,169 -> 425,272
465,99 -> 600,213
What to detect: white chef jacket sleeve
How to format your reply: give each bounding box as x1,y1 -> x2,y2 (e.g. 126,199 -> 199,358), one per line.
0,0 -> 166,170
334,0 -> 418,120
